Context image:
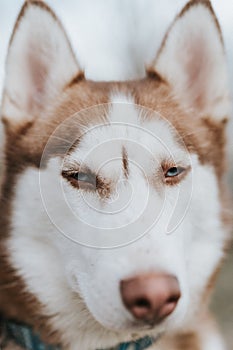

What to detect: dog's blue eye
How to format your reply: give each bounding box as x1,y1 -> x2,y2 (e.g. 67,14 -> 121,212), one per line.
165,167 -> 184,178
62,171 -> 97,190
72,172 -> 96,186
73,172 -> 90,182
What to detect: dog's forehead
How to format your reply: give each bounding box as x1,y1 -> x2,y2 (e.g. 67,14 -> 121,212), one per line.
64,93 -> 187,175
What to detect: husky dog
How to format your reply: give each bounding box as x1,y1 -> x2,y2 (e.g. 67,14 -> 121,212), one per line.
0,0 -> 232,349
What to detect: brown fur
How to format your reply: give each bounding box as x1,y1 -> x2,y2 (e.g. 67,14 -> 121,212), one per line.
0,75 -> 230,346
4,77 -> 228,176
171,333 -> 200,350
2,342 -> 24,350
66,72 -> 85,88
122,146 -> 129,178
155,331 -> 200,350
0,0 -> 231,348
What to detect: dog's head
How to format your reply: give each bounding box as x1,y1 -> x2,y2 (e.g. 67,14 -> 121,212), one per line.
1,0 -> 231,348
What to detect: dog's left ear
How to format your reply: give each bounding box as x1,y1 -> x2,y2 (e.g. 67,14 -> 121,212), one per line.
2,1 -> 80,131
151,0 -> 231,121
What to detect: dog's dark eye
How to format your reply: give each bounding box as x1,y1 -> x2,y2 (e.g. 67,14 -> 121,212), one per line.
165,167 -> 184,178
62,171 -> 97,190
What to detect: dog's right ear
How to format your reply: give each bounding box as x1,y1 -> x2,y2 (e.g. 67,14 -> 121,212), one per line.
1,1 -> 80,132
150,0 -> 231,122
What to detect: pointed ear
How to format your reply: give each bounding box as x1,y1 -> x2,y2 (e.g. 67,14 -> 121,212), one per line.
2,1 -> 80,130
152,0 -> 231,121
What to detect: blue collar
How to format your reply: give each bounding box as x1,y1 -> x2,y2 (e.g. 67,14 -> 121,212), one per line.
2,320 -> 155,350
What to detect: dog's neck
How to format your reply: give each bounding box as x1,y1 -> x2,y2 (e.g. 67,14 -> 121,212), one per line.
1,319 -> 155,350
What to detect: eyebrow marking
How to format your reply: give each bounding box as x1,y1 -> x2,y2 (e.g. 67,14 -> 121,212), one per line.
122,146 -> 129,178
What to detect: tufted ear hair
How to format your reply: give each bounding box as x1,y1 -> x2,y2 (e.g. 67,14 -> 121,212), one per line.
151,0 -> 231,121
1,1 -> 81,131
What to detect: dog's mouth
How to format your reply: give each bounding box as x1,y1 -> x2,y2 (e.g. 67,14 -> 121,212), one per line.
129,319 -> 166,333
100,316 -> 166,337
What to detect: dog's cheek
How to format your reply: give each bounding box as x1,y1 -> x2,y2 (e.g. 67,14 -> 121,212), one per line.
184,158 -> 227,306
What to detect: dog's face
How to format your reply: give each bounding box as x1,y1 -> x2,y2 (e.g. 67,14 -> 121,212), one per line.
1,0 -> 231,348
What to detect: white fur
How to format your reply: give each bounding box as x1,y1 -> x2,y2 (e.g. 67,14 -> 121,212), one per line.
2,1 -> 231,349
155,3 -> 231,120
7,98 -> 228,349
2,4 -> 79,124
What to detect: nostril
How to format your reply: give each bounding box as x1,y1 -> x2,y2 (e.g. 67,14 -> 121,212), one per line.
134,298 -> 151,309
130,297 -> 153,321
166,294 -> 180,304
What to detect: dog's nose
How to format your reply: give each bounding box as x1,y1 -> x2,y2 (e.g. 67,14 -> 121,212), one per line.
120,273 -> 180,324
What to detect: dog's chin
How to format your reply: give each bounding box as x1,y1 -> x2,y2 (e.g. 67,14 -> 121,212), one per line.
96,321 -> 165,347
108,323 -> 165,346
94,315 -> 166,338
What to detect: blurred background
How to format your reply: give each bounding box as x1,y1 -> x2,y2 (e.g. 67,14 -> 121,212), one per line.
0,0 -> 232,347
